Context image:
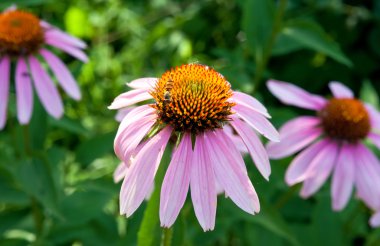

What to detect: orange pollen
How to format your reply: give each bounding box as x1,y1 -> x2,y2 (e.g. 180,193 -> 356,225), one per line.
0,10 -> 44,56
318,98 -> 370,141
151,64 -> 235,133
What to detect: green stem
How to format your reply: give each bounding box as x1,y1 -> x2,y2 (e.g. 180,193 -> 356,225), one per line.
22,125 -> 46,239
274,185 -> 297,209
160,227 -> 173,246
253,0 -> 288,93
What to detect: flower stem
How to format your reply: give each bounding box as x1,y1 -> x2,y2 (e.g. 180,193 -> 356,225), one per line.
253,0 -> 288,93
160,227 -> 173,246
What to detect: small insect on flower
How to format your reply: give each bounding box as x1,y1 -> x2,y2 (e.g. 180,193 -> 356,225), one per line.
109,64 -> 279,231
266,80 -> 380,227
0,6 -> 87,129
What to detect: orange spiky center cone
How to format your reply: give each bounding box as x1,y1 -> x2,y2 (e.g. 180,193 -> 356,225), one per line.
151,64 -> 235,133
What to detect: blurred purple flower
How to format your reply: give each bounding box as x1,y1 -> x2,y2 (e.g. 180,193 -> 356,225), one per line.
267,80 -> 380,227
0,7 -> 87,129
109,64 -> 279,231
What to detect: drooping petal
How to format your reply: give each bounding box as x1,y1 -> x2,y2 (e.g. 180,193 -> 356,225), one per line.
114,162 -> 128,183
223,125 -> 248,154
234,105 -> 280,142
28,56 -> 64,119
206,130 -> 260,214
114,115 -> 156,163
160,133 -> 192,227
120,127 -> 172,217
370,212 -> 380,227
355,144 -> 380,209
368,132 -> 380,150
300,142 -> 339,198
0,56 -> 10,129
331,144 -> 355,211
366,104 -> 380,130
267,127 -> 322,159
108,89 -> 153,110
115,107 -> 136,122
285,139 -> 328,185
45,38 -> 88,62
15,58 -> 33,125
40,49 -> 81,100
44,29 -> 87,49
328,81 -> 354,98
127,78 -> 157,90
267,79 -> 327,110
231,117 -> 271,180
230,92 -> 270,118
190,133 -> 217,231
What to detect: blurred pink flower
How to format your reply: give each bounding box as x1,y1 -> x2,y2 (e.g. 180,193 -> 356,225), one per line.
0,8 -> 87,129
109,64 -> 279,231
266,80 -> 380,224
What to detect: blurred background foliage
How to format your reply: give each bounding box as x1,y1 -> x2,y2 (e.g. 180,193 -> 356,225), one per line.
0,0 -> 380,245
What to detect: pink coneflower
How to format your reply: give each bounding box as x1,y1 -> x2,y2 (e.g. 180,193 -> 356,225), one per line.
0,7 -> 87,129
266,80 -> 380,224
109,64 -> 279,231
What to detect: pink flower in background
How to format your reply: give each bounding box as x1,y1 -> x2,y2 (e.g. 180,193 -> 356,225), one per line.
0,7 -> 87,129
266,80 -> 380,225
109,64 -> 279,231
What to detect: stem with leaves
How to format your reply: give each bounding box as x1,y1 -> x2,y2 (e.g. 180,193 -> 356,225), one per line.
253,0 -> 288,93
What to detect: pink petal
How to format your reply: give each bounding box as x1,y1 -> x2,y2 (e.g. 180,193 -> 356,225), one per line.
223,125 -> 248,154
114,162 -> 128,183
120,127 -> 172,217
328,81 -> 354,98
267,79 -> 327,110
230,92 -> 270,118
28,56 -> 64,119
44,28 -> 87,49
115,107 -> 136,122
234,105 -> 280,142
108,89 -> 153,110
15,58 -> 33,124
285,139 -> 328,185
355,144 -> 380,209
190,133 -> 217,231
45,38 -> 88,62
160,133 -> 192,227
40,49 -> 81,100
116,105 -> 155,137
370,212 -> 380,227
0,56 -> 10,129
127,78 -> 157,90
206,130 -> 260,214
368,132 -> 380,150
276,116 -> 321,137
114,115 -> 156,163
366,104 -> 380,130
231,117 -> 271,180
267,127 -> 322,159
331,144 -> 355,211
300,142 -> 339,198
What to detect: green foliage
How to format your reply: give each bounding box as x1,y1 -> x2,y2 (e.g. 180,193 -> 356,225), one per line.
1,0 -> 380,245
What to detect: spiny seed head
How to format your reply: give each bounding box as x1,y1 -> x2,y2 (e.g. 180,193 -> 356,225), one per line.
0,10 -> 44,56
319,98 -> 370,142
151,64 -> 235,133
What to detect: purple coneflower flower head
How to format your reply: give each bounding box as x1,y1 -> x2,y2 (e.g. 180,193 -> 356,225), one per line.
266,80 -> 380,225
0,7 -> 87,129
109,64 -> 279,231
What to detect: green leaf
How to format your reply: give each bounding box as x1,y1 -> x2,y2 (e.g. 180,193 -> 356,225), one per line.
49,116 -> 89,136
279,19 -> 352,67
241,0 -> 275,62
0,0 -> 51,8
360,80 -> 379,107
75,131 -> 116,167
64,7 -> 94,38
